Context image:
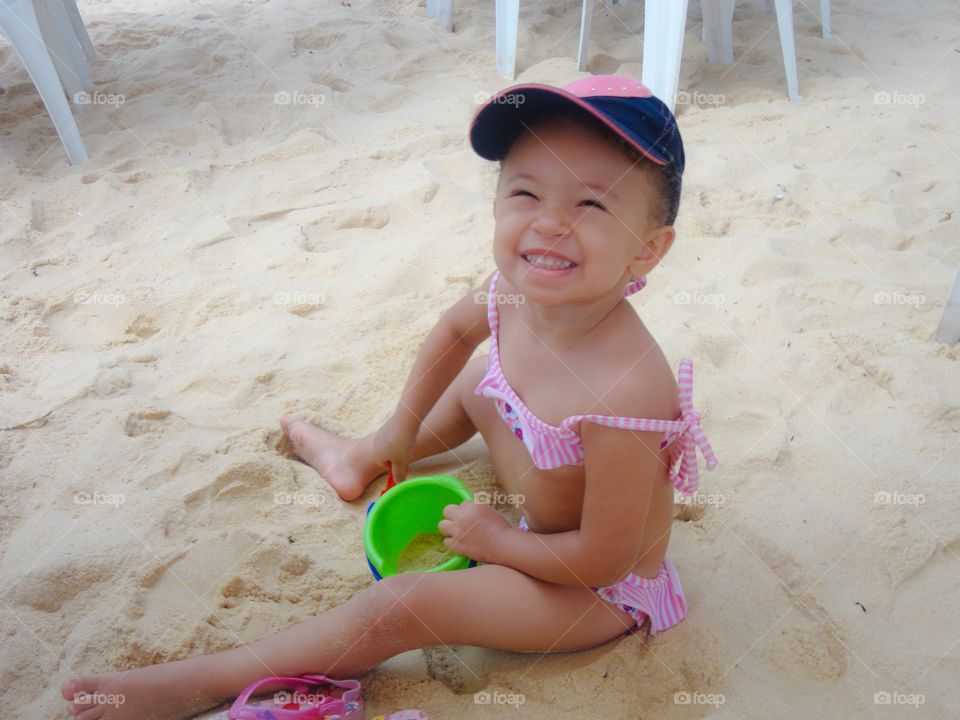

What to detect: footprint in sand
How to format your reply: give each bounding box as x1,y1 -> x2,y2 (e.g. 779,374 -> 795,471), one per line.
135,529 -> 264,626
729,524 -> 851,679
218,546 -> 316,606
125,313 -> 160,339
298,204 -> 391,251
310,72 -> 351,93
182,459 -> 290,516
173,462 -> 304,538
674,500 -> 709,522
294,29 -> 347,50
43,292 -> 159,351
124,409 -> 177,437
8,557 -> 113,614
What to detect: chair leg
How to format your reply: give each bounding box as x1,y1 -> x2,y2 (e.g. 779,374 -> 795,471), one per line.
426,0 -> 453,31
577,0 -> 593,71
45,0 -> 93,91
773,0 -> 800,101
495,0 -> 519,78
31,0 -> 83,98
936,264 -> 960,345
0,0 -> 88,163
62,0 -> 96,59
641,0 -> 689,110
820,0 -> 830,39
702,0 -> 734,65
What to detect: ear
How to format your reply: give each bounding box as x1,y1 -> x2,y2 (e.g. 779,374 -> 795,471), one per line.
629,225 -> 676,276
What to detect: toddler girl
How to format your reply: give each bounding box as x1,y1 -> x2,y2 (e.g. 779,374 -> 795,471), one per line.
62,74 -> 716,720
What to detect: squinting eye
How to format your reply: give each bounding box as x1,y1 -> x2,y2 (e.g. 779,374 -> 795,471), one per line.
580,199 -> 607,211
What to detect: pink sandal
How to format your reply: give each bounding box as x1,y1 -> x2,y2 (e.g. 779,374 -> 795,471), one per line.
227,674 -> 363,719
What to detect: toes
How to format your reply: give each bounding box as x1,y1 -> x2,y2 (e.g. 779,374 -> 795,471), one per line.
286,421 -> 307,446
67,696 -> 93,715
282,417 -> 308,442
63,676 -> 98,708
76,705 -> 106,720
61,677 -> 79,701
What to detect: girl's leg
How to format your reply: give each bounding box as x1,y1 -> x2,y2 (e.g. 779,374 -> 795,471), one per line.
280,355 -> 486,501
63,564 -> 636,720
62,576 -> 421,720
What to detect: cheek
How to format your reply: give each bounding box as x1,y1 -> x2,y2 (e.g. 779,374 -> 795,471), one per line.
581,230 -> 634,265
493,208 -> 528,238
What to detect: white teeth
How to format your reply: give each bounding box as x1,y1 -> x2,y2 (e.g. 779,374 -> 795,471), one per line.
523,254 -> 574,269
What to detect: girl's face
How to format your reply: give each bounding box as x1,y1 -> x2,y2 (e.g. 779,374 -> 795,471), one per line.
492,117 -> 673,305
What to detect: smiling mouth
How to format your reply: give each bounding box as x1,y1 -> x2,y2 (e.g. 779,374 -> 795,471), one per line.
521,254 -> 577,270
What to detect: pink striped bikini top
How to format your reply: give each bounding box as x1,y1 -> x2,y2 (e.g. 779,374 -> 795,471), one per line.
473,270 -> 718,495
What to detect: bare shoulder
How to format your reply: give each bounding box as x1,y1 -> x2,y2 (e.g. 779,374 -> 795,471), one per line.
585,309 -> 680,422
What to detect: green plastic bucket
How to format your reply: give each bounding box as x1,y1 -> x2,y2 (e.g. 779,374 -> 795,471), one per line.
363,474 -> 475,579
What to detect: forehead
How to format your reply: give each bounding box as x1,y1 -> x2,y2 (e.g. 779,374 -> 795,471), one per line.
500,120 -> 650,194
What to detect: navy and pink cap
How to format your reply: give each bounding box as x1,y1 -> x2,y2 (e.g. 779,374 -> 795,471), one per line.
468,74 -> 685,225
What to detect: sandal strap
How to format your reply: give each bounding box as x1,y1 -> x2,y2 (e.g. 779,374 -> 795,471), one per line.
300,675 -> 362,708
229,675 -> 360,719
300,675 -> 363,719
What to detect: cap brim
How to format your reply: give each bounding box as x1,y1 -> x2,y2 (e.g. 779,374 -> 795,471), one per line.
469,84 -> 669,167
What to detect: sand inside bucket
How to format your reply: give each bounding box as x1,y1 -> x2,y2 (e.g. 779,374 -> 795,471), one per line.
396,532 -> 454,572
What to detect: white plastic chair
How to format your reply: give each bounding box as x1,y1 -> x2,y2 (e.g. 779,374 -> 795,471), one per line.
495,0 -> 625,82
936,264 -> 960,345
701,0 -> 831,101
426,0 -> 453,31
495,0 -> 520,79
33,0 -> 93,98
702,0 -> 799,101
576,0 -> 689,109
580,0 -> 832,104
636,0 -> 689,110
0,0 -> 87,162
421,0 -> 545,80
61,0 -> 94,60
760,0 -> 828,38
425,0 -> 673,98
428,0 -> 820,106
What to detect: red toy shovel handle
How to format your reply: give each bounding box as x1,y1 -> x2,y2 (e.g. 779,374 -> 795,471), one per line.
379,461 -> 397,497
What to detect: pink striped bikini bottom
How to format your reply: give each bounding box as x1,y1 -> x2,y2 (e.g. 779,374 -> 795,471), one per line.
518,515 -> 688,635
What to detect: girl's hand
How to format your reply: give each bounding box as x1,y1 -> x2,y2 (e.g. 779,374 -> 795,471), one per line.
437,501 -> 512,564
371,415 -> 419,483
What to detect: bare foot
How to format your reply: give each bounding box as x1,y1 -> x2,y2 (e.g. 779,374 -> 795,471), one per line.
61,664 -> 219,720
279,416 -> 385,501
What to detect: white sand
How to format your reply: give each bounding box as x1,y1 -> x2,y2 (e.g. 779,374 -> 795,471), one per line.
1,0 -> 958,717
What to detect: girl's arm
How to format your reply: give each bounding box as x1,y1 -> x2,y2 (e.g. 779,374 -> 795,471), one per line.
489,422 -> 667,588
390,272 -> 495,436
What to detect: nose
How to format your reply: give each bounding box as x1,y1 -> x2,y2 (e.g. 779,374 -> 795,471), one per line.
530,201 -> 573,238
